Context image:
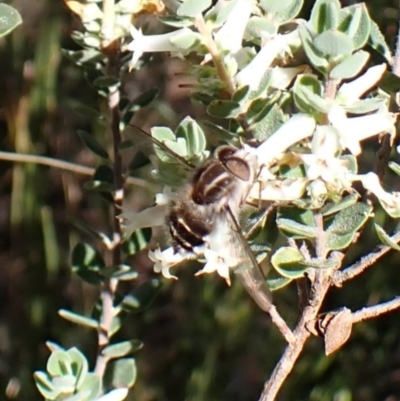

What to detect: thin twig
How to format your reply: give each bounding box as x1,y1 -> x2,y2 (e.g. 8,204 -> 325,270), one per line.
352,297 -> 400,323
332,231 -> 400,287
0,151 -> 149,188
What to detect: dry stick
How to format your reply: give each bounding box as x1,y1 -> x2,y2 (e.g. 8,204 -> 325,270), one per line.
0,151 -> 149,188
259,213 -> 332,401
352,297 -> 400,323
332,231 -> 400,287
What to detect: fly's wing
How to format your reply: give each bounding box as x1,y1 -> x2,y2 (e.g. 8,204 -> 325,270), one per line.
225,206 -> 274,312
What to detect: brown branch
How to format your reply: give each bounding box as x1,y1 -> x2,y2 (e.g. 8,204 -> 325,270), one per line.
352,297 -> 400,323
258,213 -> 332,401
332,231 -> 400,287
0,151 -> 149,188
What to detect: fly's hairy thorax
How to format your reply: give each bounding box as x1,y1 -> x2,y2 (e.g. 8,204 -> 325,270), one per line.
166,145 -> 257,255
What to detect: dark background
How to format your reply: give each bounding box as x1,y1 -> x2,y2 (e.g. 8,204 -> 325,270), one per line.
0,0 -> 399,400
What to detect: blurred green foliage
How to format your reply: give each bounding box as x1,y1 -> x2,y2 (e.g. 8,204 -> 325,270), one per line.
0,0 -> 400,401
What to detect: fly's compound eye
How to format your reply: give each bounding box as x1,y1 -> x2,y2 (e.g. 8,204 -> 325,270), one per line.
223,157 -> 250,181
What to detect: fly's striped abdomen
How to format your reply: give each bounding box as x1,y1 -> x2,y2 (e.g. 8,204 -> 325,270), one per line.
167,204 -> 212,252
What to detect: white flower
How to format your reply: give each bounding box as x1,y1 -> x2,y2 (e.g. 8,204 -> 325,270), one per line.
300,126 -> 352,191
149,247 -> 185,280
255,114 -> 316,167
329,105 -> 396,156
359,173 -> 400,217
337,64 -> 387,103
253,178 -> 308,201
236,34 -> 291,90
126,26 -> 191,68
214,0 -> 252,54
195,248 -> 231,285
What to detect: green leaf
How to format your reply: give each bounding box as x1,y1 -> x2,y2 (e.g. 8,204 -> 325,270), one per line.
273,0 -> 303,24
84,165 -> 114,195
368,20 -> 392,63
247,17 -> 277,37
310,0 -> 340,33
67,348 -> 88,389
52,375 -> 76,394
0,4 -> 22,37
266,276 -> 292,291
77,130 -> 109,159
158,16 -> 194,28
271,247 -> 307,279
299,25 -> 329,73
207,100 -> 242,118
330,50 -> 369,80
169,29 -> 201,49
252,104 -> 286,142
102,340 -> 144,360
151,127 -> 182,163
76,373 -> 101,400
104,358 -> 137,389
177,0 -> 211,17
378,72 -> 400,94
59,309 -> 99,329
321,194 -> 359,216
120,88 -> 159,129
314,30 -> 354,59
325,203 -> 372,252
121,279 -> 161,312
175,117 -> 206,157
71,243 -> 105,285
326,203 -> 372,236
34,372 -> 56,399
374,224 -> 400,251
344,98 -> 385,114
389,161 -> 400,177
47,350 -> 72,377
338,4 -> 371,50
232,86 -> 251,103
277,218 -> 316,238
293,74 -> 328,114
123,228 -> 152,256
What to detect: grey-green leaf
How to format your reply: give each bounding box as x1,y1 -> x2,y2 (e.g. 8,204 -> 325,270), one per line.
59,309 -> 99,329
321,194 -> 359,216
314,30 -> 354,59
207,100 -> 242,118
71,242 -> 105,285
338,4 -> 371,50
310,0 -> 340,32
330,50 -> 369,80
374,224 -> 400,251
104,358 -> 137,389
271,247 -> 307,279
102,340 -> 144,360
177,0 -> 211,17
277,218 -> 316,238
0,4 -> 22,37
